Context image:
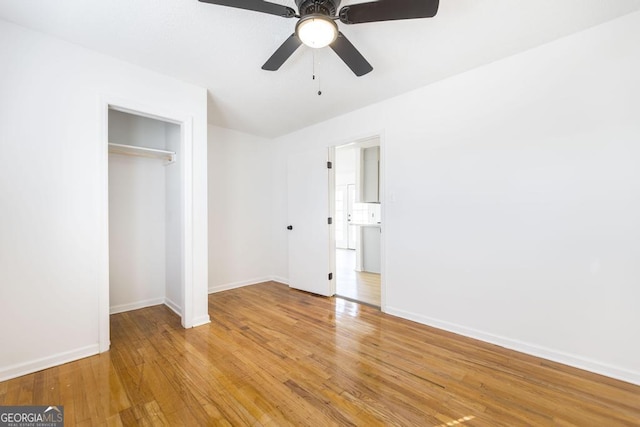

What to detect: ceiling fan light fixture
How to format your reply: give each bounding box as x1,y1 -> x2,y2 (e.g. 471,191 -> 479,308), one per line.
296,14 -> 338,48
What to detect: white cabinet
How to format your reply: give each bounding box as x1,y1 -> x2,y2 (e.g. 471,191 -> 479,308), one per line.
358,146 -> 380,203
362,226 -> 381,274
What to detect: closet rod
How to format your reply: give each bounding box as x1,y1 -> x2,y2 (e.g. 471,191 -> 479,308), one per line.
108,143 -> 176,164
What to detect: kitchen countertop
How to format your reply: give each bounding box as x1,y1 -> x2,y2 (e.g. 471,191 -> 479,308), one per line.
349,222 -> 382,227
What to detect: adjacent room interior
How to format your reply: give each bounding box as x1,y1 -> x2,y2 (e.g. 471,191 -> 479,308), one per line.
334,139 -> 382,307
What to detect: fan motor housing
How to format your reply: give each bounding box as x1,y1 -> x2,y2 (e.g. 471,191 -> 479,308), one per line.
296,0 -> 340,17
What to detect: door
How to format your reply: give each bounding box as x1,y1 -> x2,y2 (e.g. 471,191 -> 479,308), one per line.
336,184 -> 357,250
347,184 -> 356,249
335,185 -> 348,249
287,148 -> 335,296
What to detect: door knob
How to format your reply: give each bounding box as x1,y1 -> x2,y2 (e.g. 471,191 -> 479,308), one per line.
287,225 -> 293,230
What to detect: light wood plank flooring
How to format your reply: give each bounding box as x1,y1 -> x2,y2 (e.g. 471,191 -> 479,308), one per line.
336,248 -> 381,306
1,282 -> 639,425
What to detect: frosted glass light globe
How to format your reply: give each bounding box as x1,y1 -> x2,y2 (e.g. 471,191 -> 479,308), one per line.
296,15 -> 338,49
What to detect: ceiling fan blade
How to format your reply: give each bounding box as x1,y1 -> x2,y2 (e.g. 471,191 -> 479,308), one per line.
330,32 -> 373,77
262,34 -> 302,71
339,0 -> 439,25
198,0 -> 296,18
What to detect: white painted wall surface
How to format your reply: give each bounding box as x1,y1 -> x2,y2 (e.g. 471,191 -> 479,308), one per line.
108,110 -> 169,150
272,12 -> 640,384
109,154 -> 167,311
207,125 -> 276,291
0,19 -> 208,381
335,145 -> 356,187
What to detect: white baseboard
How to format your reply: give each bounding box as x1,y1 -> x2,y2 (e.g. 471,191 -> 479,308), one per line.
270,276 -> 289,285
185,315 -> 211,328
164,298 -> 209,328
110,297 -> 204,328
109,297 -> 165,315
164,298 -> 182,316
0,344 -> 99,382
385,306 -> 640,386
208,277 -> 278,294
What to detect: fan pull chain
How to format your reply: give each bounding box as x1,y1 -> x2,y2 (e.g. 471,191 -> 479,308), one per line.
313,50 -> 322,96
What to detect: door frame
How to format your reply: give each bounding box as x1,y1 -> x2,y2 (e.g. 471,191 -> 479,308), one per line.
335,184 -> 349,249
334,183 -> 356,250
328,147 -> 337,296
330,132 -> 386,311
98,96 -> 197,352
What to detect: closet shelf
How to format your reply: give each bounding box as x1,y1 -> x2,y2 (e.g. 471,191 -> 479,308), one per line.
108,143 -> 176,164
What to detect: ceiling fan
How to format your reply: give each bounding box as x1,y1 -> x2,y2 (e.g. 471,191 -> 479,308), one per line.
198,0 -> 440,76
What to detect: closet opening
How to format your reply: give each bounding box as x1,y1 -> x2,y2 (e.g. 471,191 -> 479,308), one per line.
106,107 -> 184,330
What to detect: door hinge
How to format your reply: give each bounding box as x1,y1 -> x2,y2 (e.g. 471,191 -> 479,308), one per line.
328,217 -> 333,225
328,273 -> 333,281
327,161 -> 333,169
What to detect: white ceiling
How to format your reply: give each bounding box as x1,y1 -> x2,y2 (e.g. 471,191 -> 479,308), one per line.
1,0 -> 639,137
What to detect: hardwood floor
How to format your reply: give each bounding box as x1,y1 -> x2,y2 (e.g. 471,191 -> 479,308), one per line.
336,248 -> 381,306
1,282 -> 639,425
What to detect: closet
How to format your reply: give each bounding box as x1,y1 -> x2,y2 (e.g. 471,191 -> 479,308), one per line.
108,109 -> 183,317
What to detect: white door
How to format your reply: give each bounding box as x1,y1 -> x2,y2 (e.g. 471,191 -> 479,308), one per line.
336,184 -> 357,249
335,185 -> 348,249
347,184 -> 356,249
287,148 -> 335,296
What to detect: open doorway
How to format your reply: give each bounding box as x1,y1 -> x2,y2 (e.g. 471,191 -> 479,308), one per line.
107,109 -> 183,320
334,138 -> 382,307
99,99 -> 202,352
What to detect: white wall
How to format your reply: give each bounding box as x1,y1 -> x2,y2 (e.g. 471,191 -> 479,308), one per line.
109,152 -> 166,311
335,145 -> 356,187
108,110 -> 170,150
207,125 -> 276,291
0,19 -> 209,381
272,11 -> 640,384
